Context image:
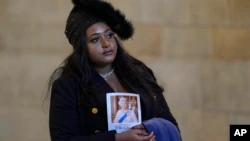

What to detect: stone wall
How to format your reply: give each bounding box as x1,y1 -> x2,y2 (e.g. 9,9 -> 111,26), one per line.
0,0 -> 249,141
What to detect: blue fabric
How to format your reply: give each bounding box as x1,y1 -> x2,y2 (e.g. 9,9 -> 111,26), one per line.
118,112 -> 128,123
143,118 -> 181,141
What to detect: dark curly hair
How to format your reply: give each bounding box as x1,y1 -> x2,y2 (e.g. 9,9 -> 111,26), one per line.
44,34 -> 164,106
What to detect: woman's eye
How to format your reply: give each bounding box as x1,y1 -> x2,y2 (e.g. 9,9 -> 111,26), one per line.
107,33 -> 114,39
90,37 -> 99,43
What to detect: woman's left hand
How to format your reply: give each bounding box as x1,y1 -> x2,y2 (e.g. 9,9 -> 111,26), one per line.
132,124 -> 146,130
132,124 -> 147,135
132,124 -> 155,141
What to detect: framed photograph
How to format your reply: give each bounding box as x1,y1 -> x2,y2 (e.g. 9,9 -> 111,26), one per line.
106,92 -> 142,133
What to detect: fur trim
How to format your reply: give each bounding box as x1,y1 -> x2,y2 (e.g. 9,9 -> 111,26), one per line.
71,0 -> 81,5
71,0 -> 134,40
71,0 -> 100,6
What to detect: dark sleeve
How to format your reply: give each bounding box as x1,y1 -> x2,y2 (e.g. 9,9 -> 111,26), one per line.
146,67 -> 181,133
49,76 -> 116,141
156,93 -> 180,132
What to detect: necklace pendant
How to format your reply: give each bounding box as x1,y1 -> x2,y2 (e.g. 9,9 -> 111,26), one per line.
99,68 -> 114,81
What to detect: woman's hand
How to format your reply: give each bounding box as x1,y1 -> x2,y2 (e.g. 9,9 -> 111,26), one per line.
115,129 -> 155,141
132,124 -> 146,130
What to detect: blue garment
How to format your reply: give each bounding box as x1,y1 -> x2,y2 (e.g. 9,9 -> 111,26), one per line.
118,112 -> 128,123
143,118 -> 181,141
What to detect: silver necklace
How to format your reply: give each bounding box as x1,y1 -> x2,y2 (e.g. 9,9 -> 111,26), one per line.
99,68 -> 114,80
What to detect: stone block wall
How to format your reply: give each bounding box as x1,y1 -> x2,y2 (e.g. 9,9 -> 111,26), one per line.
0,0 -> 249,141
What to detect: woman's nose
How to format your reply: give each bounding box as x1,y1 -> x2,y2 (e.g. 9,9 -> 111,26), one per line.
101,38 -> 110,48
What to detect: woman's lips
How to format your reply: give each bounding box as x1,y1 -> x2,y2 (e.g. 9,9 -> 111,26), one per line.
103,50 -> 113,56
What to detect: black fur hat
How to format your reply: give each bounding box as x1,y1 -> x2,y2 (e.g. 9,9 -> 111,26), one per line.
65,0 -> 135,47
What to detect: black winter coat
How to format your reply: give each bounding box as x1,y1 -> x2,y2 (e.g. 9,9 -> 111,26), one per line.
49,68 -> 180,141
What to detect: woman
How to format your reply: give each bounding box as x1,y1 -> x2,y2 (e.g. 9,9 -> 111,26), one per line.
113,97 -> 138,123
48,0 -> 181,141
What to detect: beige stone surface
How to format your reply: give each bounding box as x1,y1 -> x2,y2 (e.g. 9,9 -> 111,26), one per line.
170,108 -> 193,141
229,0 -> 250,24
12,107 -> 49,141
171,108 -> 203,141
196,111 -> 229,141
1,23 -> 71,53
188,0 -> 229,25
0,51 -> 67,109
186,109 -> 203,141
0,107 -> 15,137
162,27 -> 212,58
199,60 -> 217,110
108,0 -> 138,22
4,0 -> 72,24
164,0 -> 228,25
212,28 -> 250,60
248,61 -> 250,102
0,1 -> 8,23
123,24 -> 164,58
171,108 -> 229,141
230,114 -> 250,124
137,0 -> 165,24
0,53 -> 20,106
145,60 -> 203,109
164,0 -> 190,25
1,0 -> 250,141
0,33 -> 5,52
201,61 -> 249,113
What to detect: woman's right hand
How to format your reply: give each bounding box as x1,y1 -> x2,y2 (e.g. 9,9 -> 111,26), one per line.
115,129 -> 155,141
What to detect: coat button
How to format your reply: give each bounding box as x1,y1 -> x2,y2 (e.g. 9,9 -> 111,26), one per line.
92,108 -> 98,114
95,130 -> 100,134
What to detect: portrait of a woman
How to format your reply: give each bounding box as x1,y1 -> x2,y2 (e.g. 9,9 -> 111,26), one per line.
113,97 -> 138,123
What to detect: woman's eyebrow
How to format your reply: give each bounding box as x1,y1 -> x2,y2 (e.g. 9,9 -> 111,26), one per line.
89,29 -> 111,38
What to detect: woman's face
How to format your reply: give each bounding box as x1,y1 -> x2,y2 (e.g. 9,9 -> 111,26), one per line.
120,100 -> 128,110
86,22 -> 117,67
